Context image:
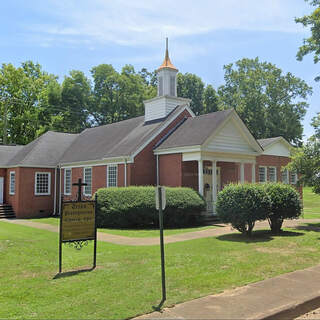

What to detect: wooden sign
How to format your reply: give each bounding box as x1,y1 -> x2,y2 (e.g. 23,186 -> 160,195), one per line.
61,202 -> 95,242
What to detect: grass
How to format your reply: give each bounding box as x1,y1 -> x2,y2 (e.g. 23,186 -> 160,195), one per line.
302,187 -> 320,219
30,217 -> 217,237
1,220 -> 320,319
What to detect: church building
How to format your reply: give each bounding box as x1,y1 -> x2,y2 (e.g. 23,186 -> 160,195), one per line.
0,40 -> 298,219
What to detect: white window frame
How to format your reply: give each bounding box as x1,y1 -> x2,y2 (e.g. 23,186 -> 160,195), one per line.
83,167 -> 92,196
64,168 -> 72,195
107,165 -> 118,188
268,166 -> 277,182
34,172 -> 51,196
259,166 -> 267,183
290,172 -> 298,185
9,171 -> 15,195
281,169 -> 289,184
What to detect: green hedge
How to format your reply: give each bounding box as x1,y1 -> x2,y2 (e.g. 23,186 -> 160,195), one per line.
216,183 -> 271,236
263,183 -> 302,234
95,186 -> 206,228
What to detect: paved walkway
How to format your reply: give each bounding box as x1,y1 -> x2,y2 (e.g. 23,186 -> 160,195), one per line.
2,218 -> 320,246
135,264 -> 320,320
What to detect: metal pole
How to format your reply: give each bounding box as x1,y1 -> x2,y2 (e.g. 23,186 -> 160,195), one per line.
158,187 -> 166,302
93,193 -> 97,269
59,195 -> 64,273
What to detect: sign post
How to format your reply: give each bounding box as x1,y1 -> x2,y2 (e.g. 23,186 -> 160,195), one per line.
156,186 -> 166,303
58,178 -> 97,273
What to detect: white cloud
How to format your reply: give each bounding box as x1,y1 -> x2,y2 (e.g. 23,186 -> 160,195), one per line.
25,0 -> 309,48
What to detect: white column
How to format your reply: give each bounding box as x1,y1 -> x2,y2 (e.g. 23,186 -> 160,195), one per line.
212,160 -> 217,202
252,164 -> 256,183
198,160 -> 203,195
240,162 -> 245,184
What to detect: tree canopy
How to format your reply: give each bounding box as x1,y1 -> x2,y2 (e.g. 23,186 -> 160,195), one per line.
0,58 -> 312,146
296,0 -> 320,80
218,57 -> 312,144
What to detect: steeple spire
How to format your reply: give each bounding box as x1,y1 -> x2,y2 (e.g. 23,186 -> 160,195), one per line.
158,37 -> 178,71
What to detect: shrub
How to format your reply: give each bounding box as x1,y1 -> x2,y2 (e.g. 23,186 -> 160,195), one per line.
216,183 -> 271,236
263,183 -> 302,234
95,186 -> 206,228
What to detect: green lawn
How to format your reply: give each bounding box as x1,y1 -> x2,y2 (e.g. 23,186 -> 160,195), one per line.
1,220 -> 320,319
303,187 -> 320,219
30,217 -> 217,237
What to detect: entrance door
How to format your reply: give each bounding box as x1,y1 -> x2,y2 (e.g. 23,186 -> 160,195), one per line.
203,166 -> 221,213
0,177 -> 4,204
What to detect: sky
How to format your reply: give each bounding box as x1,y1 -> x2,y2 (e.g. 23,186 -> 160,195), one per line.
0,0 -> 319,138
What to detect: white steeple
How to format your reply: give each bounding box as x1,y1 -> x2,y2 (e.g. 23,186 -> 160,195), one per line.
144,38 -> 190,122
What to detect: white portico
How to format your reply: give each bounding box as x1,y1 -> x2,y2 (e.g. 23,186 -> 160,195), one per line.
154,108 -> 263,214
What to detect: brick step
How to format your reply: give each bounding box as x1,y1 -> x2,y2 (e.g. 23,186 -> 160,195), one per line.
0,213 -> 15,219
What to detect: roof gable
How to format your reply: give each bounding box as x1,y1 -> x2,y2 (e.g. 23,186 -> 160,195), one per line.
203,116 -> 260,154
258,137 -> 291,157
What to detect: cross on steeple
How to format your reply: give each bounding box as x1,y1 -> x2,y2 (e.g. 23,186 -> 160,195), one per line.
72,178 -> 87,202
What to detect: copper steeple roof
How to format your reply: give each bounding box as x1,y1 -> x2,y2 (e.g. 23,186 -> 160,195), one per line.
158,38 -> 178,71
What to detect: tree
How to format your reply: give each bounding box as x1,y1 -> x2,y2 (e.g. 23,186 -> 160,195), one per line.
296,0 -> 320,80
177,73 -> 204,115
218,58 -> 312,144
286,140 -> 320,194
311,112 -> 320,139
55,70 -> 92,133
0,61 -> 59,145
203,85 -> 219,114
90,64 -> 149,125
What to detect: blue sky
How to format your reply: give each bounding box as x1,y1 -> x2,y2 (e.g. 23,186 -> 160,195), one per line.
0,0 -> 319,138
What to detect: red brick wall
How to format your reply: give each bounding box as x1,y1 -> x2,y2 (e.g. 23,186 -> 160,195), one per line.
6,168 -> 56,218
62,164 -> 126,201
6,168 -> 19,214
159,153 -> 182,187
256,154 -> 302,197
131,109 -> 192,186
219,162 -> 238,188
182,161 -> 198,190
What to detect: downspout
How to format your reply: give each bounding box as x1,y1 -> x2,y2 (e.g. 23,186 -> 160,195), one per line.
53,166 -> 57,216
58,164 -> 62,216
124,159 -> 127,187
156,154 -> 159,186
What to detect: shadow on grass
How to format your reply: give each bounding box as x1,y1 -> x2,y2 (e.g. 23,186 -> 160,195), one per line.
152,299 -> 165,312
53,267 -> 95,279
294,223 -> 320,232
216,229 -> 304,243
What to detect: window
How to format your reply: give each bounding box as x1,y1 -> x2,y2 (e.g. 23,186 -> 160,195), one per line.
64,168 -> 72,195
281,169 -> 289,184
259,167 -> 267,183
107,165 -> 117,187
290,172 -> 297,185
269,167 -> 277,182
83,167 -> 92,196
170,76 -> 176,96
9,172 -> 15,195
35,172 -> 51,195
158,76 -> 163,96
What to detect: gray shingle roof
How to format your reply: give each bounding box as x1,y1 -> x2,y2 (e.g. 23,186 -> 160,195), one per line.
60,104 -> 189,164
0,145 -> 24,166
8,131 -> 78,167
257,137 -> 282,148
155,109 -> 233,150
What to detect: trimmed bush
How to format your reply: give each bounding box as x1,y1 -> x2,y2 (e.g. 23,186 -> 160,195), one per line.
263,183 -> 302,234
95,186 -> 206,228
216,183 -> 271,236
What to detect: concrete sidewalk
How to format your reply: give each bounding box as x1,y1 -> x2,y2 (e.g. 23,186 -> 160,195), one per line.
2,218 -> 320,246
135,265 -> 320,320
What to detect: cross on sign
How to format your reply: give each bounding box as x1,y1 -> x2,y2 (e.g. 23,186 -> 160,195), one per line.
72,178 -> 88,202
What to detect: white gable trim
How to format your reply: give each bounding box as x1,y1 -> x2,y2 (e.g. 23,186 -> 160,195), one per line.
202,110 -> 263,154
261,137 -> 292,157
